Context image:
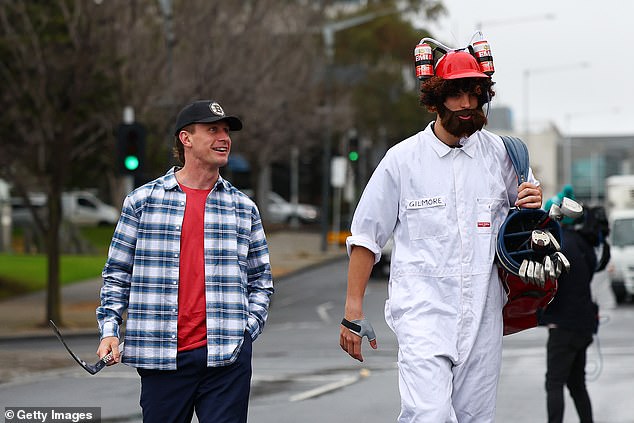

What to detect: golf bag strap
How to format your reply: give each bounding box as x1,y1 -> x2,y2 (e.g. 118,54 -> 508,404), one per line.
501,135 -> 529,185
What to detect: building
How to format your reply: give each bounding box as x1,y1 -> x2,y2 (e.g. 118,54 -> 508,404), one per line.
486,106 -> 634,206
559,134 -> 634,204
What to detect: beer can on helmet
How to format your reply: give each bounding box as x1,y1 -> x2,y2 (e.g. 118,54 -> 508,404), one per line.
472,40 -> 495,76
414,42 -> 434,80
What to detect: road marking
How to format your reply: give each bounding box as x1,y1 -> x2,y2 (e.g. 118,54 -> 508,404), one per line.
316,301 -> 334,323
289,369 -> 371,402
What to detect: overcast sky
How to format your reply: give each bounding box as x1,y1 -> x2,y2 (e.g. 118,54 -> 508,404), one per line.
422,0 -> 633,136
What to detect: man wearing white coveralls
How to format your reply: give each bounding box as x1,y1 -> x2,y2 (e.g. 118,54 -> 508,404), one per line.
339,50 -> 543,422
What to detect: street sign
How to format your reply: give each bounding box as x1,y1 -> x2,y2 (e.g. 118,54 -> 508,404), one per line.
330,156 -> 347,188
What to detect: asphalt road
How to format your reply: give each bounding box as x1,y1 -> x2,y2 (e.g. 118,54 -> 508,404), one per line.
1,261 -> 633,423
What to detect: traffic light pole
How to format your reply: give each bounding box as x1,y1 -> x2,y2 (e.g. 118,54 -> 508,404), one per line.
320,26 -> 334,252
320,108 -> 332,252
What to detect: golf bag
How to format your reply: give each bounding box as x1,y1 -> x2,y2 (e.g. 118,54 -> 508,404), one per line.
496,136 -> 563,335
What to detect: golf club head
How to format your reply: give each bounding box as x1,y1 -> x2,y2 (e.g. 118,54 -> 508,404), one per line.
543,255 -> 556,280
519,259 -> 529,282
530,230 -> 551,251
552,263 -> 560,279
552,252 -> 571,274
545,230 -> 561,252
533,262 -> 545,287
555,252 -> 571,273
560,197 -> 584,220
526,261 -> 535,285
548,204 -> 563,221
49,320 -> 123,375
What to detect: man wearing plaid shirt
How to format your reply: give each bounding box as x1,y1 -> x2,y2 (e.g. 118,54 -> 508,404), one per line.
96,100 -> 274,423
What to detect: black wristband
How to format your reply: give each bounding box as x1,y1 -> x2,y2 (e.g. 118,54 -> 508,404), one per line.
341,318 -> 361,333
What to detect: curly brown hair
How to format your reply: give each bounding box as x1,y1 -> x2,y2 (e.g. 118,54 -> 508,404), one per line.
419,76 -> 495,112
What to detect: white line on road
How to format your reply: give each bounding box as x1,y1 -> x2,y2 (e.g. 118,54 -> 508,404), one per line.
316,301 -> 334,324
289,369 -> 371,402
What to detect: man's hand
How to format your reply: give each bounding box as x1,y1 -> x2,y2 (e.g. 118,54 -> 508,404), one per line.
97,336 -> 122,365
341,246 -> 377,362
339,317 -> 378,362
515,182 -> 542,209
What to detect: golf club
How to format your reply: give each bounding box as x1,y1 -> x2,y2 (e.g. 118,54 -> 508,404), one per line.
526,261 -> 535,285
49,320 -> 123,375
543,255 -> 556,280
552,251 -> 571,273
561,197 -> 584,217
519,259 -> 529,282
545,230 -> 561,252
530,229 -> 551,251
533,262 -> 545,287
537,197 -> 584,228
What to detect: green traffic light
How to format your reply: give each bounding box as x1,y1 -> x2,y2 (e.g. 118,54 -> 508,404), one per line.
348,151 -> 359,162
124,155 -> 139,171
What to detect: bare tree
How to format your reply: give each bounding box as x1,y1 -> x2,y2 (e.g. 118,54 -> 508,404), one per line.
163,0 -> 327,211
0,1 -> 129,325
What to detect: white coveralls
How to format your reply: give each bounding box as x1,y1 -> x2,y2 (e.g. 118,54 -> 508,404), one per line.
346,123 -> 539,422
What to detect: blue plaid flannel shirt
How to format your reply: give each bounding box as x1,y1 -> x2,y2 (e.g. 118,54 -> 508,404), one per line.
97,168 -> 274,370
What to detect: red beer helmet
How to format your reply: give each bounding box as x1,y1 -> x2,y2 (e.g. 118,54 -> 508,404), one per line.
435,51 -> 489,79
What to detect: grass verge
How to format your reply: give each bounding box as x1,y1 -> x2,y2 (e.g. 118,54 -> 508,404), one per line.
0,254 -> 106,300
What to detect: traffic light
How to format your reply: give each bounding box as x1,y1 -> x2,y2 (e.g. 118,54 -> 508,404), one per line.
116,123 -> 146,174
348,133 -> 359,162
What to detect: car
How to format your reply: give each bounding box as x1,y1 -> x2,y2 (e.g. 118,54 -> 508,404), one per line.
11,191 -> 119,227
62,191 -> 119,227
242,190 -> 320,224
607,209 -> 634,304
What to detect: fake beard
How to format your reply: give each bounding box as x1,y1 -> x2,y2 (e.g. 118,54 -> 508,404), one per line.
438,106 -> 487,139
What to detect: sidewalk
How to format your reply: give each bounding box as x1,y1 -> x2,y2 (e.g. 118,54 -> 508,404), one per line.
0,229 -> 347,339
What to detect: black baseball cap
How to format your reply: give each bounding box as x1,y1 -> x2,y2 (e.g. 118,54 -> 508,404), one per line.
174,100 -> 243,135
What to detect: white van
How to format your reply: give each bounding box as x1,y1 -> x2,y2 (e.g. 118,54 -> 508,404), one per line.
62,191 -> 119,226
607,209 -> 634,303
242,190 -> 320,224
11,191 -> 119,227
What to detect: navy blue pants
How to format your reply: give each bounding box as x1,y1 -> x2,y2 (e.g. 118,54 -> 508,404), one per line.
137,333 -> 252,423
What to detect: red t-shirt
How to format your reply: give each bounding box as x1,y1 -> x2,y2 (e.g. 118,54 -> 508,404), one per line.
177,184 -> 210,352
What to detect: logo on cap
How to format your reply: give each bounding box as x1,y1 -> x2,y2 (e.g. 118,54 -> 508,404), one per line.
209,102 -> 225,116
